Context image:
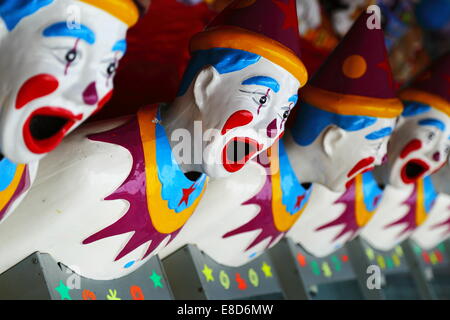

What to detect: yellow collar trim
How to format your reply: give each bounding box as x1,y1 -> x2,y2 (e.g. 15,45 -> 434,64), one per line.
137,107 -> 207,234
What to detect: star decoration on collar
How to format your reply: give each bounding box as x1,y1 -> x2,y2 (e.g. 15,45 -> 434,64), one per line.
178,183 -> 196,207
55,280 -> 72,300
149,270 -> 164,288
294,194 -> 306,209
273,0 -> 298,31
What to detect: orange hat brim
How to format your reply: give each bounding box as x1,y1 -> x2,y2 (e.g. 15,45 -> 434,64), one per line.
190,26 -> 308,87
79,0 -> 139,27
399,89 -> 450,117
302,85 -> 403,118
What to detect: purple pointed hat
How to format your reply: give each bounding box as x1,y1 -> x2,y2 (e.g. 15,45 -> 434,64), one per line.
189,0 -> 308,86
399,52 -> 450,116
301,11 -> 403,118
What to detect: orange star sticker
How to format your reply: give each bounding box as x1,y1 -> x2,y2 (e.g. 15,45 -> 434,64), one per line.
178,183 -> 196,206
273,0 -> 298,31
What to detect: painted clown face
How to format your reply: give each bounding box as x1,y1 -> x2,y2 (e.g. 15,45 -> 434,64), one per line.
387,104 -> 450,188
0,1 -> 129,164
199,56 -> 301,178
291,102 -> 397,192
324,118 -> 395,192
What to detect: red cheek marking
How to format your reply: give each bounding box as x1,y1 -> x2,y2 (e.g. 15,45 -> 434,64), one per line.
92,90 -> 113,116
347,157 -> 375,178
16,74 -> 59,109
221,110 -> 253,135
400,139 -> 422,159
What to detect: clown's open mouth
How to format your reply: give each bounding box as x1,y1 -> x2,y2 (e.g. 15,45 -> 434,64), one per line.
222,137 -> 262,173
23,107 -> 83,154
401,159 -> 430,184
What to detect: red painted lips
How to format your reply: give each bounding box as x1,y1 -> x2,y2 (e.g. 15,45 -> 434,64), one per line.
23,107 -> 83,154
401,159 -> 430,184
222,137 -> 263,173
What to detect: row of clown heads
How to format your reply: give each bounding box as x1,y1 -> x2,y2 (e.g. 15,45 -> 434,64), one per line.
0,0 -> 449,281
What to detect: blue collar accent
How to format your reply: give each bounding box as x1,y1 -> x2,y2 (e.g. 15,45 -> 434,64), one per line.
278,139 -> 312,214
361,171 -> 383,212
423,175 -> 438,213
155,110 -> 207,213
0,158 -> 18,192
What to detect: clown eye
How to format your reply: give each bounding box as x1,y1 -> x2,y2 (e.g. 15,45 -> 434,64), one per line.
445,146 -> 450,154
428,132 -> 435,141
65,49 -> 77,63
259,96 -> 267,105
107,62 -> 117,76
283,110 -> 290,119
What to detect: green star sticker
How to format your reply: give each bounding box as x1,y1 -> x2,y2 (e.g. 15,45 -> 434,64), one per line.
55,280 -> 72,300
310,261 -> 321,276
261,262 -> 273,278
149,270 -> 163,288
202,264 -> 214,282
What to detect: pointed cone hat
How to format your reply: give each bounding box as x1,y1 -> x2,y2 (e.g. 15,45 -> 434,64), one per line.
399,52 -> 450,117
189,0 -> 308,87
79,0 -> 139,26
301,11 -> 403,118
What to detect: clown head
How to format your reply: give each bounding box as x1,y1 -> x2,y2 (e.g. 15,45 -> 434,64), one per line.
165,0 -> 308,178
286,12 -> 402,192
0,0 -> 139,164
385,53 -> 450,188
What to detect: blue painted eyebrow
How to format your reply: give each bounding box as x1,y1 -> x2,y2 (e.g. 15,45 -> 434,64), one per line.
418,118 -> 446,131
288,94 -> 298,104
43,22 -> 96,45
365,127 -> 393,140
242,76 -> 280,93
112,39 -> 127,53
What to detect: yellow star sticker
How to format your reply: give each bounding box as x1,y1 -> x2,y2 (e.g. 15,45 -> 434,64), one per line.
202,264 -> 214,282
261,262 -> 273,278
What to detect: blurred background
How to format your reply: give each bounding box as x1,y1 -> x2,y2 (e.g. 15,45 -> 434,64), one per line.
92,0 -> 450,121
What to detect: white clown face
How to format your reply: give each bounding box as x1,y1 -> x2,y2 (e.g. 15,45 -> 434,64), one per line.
199,57 -> 301,178
321,118 -> 396,192
0,1 -> 130,164
387,107 -> 450,188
